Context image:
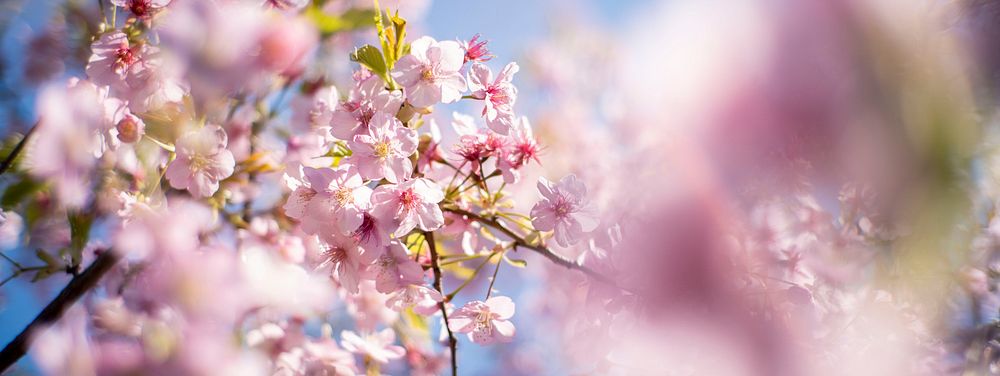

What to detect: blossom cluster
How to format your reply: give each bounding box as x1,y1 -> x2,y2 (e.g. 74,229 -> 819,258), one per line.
0,1 -> 606,375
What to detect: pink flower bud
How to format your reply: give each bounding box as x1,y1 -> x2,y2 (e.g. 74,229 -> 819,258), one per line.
115,113 -> 145,143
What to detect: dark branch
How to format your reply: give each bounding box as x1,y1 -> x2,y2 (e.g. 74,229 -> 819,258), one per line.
0,122 -> 37,177
0,249 -> 121,373
425,231 -> 458,376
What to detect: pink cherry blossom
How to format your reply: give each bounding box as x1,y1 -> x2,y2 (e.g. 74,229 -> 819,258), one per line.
348,112 -> 418,183
86,31 -> 146,89
449,296 -> 516,345
468,62 -> 519,134
330,75 -> 403,140
115,112 -> 145,144
340,329 -> 405,364
386,284 -> 443,315
0,210 -> 22,250
371,178 -> 445,237
498,116 -> 541,184
372,242 -> 424,294
165,125 -> 236,198
530,175 -> 600,247
284,166 -> 372,236
394,36 -> 467,108
461,34 -> 493,64
27,79 -> 106,208
318,231 -> 378,294
110,0 -> 171,18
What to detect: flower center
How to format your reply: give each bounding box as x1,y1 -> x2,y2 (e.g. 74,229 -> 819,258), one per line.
114,43 -> 136,74
399,188 -> 419,210
373,141 -> 393,160
324,247 -> 347,265
474,309 -> 493,334
189,154 -> 211,171
334,186 -> 354,206
421,68 -> 436,83
129,0 -> 150,16
553,196 -> 573,218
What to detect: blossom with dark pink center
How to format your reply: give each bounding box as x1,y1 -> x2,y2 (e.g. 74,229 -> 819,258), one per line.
111,0 -> 171,19
283,165 -> 373,237
371,242 -> 424,294
530,175 -> 599,247
468,62 -> 519,134
86,32 -> 146,88
318,232 -> 377,294
330,75 -> 403,140
461,34 -> 493,64
371,178 -> 445,237
498,116 -> 541,184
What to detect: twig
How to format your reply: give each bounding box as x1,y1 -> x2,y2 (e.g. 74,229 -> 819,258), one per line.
0,123 -> 37,177
484,250 -> 503,300
0,249 -> 121,372
425,232 -> 457,376
443,206 -> 621,288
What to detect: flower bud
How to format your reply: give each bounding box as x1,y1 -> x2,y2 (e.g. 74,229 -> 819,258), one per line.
116,113 -> 145,143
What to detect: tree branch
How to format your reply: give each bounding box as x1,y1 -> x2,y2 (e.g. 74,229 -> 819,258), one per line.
442,206 -> 621,289
0,249 -> 121,372
0,122 -> 37,177
424,231 -> 458,376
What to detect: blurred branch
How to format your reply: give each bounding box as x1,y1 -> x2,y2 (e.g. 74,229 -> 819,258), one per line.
424,231 -> 457,376
0,121 -> 36,176
0,249 -> 121,372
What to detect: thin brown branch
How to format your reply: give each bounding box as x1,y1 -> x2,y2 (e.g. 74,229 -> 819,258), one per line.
0,249 -> 121,372
442,206 -> 621,288
424,231 -> 457,376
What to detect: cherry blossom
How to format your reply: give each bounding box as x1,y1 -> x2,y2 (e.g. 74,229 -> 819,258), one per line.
450,296 -> 516,345
386,284 -> 443,315
330,75 -> 403,140
531,175 -> 600,247
461,34 -> 493,64
284,166 -> 372,236
165,125 -> 236,198
371,178 -> 446,237
110,0 -> 171,18
372,242 -> 424,294
394,36 -> 467,108
468,62 -> 519,134
340,329 -> 405,364
86,31 -> 146,88
348,112 -> 418,183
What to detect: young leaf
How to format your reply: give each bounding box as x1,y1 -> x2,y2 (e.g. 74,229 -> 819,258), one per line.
502,255 -> 528,268
1,177 -> 45,209
350,45 -> 390,83
68,212 -> 93,267
306,7 -> 376,37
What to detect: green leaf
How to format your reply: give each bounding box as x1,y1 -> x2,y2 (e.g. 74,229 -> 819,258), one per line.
1,177 -> 45,209
350,44 -> 390,83
306,7 -> 376,37
502,255 -> 528,268
0,133 -> 27,173
384,10 -> 407,70
68,212 -> 93,267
